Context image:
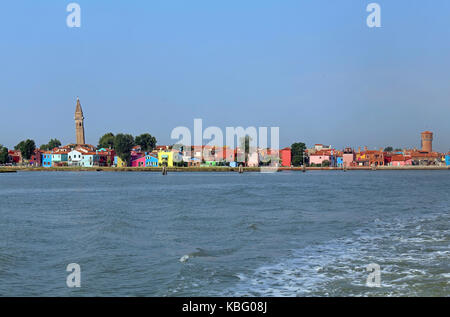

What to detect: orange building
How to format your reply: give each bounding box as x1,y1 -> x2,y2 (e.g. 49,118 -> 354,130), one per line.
355,149 -> 384,166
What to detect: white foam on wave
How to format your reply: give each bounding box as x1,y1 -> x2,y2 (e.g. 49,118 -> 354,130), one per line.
179,255 -> 190,263
222,212 -> 450,296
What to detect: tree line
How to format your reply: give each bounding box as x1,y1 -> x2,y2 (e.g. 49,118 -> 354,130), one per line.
1,136 -> 402,167
98,132 -> 157,164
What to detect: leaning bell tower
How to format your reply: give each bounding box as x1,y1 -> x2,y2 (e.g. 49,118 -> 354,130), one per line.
75,97 -> 85,145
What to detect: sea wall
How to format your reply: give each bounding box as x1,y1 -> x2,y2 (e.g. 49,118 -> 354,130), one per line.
1,166 -> 449,172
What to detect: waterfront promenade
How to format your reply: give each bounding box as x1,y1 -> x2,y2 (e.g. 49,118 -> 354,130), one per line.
1,166 -> 449,173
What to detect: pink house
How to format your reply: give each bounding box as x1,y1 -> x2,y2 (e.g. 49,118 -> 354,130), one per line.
343,148 -> 355,167
391,155 -> 412,167
130,150 -> 145,163
217,147 -> 235,163
309,150 -> 330,165
131,156 -> 146,167
247,151 -> 259,167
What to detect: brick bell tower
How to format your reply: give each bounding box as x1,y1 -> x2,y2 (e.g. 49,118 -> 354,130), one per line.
421,131 -> 433,153
75,97 -> 85,145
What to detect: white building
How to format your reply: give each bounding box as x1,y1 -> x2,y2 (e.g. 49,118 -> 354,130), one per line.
68,150 -> 82,166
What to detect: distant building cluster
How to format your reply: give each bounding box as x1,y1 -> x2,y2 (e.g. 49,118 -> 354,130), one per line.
307,131 -> 448,168
17,144 -> 292,169
4,98 -> 290,168
3,99 -> 450,168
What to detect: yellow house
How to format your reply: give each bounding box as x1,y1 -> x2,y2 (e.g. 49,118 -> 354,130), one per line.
116,156 -> 127,167
158,151 -> 173,167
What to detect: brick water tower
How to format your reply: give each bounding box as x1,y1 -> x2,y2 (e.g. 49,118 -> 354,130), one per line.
421,131 -> 433,153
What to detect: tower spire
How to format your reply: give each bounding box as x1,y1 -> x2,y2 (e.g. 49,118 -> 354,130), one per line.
75,98 -> 85,145
75,97 -> 83,117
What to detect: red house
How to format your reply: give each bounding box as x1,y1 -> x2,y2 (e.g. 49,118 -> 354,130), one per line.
30,149 -> 42,166
97,148 -> 116,166
280,147 -> 291,167
8,150 -> 21,164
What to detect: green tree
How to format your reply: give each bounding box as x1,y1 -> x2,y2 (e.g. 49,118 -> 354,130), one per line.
0,145 -> 9,164
41,138 -> 61,151
135,133 -> 157,152
114,134 -> 134,164
384,146 -> 393,152
14,139 -> 36,160
47,138 -> 61,150
239,135 -> 253,165
322,160 -> 331,167
98,132 -> 115,149
291,142 -> 306,166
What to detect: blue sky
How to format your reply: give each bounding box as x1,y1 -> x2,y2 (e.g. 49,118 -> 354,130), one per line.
1,0 -> 449,151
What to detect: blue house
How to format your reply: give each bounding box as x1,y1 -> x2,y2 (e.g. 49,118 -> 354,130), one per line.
446,155 -> 450,166
336,157 -> 344,167
328,150 -> 338,167
41,153 -> 52,167
145,154 -> 159,167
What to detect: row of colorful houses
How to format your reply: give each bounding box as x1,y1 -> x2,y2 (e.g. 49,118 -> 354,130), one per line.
307,144 -> 450,167
35,145 -> 116,168
122,145 -> 292,168
13,144 -> 291,168
5,142 -> 450,168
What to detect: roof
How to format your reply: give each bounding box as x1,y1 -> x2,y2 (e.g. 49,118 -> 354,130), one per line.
97,148 -> 114,154
75,98 -> 83,116
409,150 -> 440,158
131,156 -> 146,162
391,155 -> 411,161
8,150 -> 20,155
76,146 -> 91,153
53,148 -> 69,154
310,149 -> 333,156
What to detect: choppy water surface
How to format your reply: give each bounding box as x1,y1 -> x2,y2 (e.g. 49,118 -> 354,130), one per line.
0,171 -> 448,296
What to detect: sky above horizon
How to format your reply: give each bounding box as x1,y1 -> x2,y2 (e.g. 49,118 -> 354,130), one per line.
1,0 -> 450,151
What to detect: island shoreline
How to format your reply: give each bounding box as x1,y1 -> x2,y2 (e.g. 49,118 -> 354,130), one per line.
1,166 -> 449,173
